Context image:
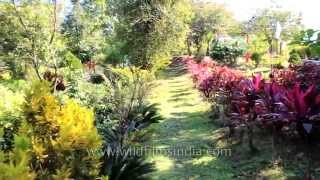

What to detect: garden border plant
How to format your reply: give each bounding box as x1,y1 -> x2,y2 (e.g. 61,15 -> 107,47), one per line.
184,56 -> 320,156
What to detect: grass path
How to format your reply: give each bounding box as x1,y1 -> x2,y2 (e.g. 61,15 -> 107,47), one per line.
145,63 -> 311,180
146,64 -> 234,179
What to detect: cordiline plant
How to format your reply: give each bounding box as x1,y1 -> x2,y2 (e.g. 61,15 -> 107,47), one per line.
252,80 -> 320,142
282,84 -> 320,139
185,57 -> 244,123
253,81 -> 292,157
266,62 -> 320,135
255,82 -> 289,130
295,62 -> 320,89
198,72 -> 215,98
211,66 -> 244,124
187,61 -> 211,87
270,67 -> 297,88
228,73 -> 265,153
187,57 -> 243,101
271,62 -> 320,89
275,83 -> 320,177
186,57 -> 320,157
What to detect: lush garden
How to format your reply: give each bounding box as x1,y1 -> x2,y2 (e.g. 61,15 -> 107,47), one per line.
1,0 -> 320,179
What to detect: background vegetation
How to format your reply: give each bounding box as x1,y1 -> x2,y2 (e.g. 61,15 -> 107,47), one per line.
1,0 -> 320,179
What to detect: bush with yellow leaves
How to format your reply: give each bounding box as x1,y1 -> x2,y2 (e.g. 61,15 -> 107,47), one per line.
24,81 -> 102,179
0,135 -> 36,180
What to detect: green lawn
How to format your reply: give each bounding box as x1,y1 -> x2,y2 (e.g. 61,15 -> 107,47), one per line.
146,65 -> 234,179
144,64 -> 310,179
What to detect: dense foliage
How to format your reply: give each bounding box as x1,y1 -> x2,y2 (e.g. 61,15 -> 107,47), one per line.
245,9 -> 302,54
109,0 -> 192,70
209,41 -> 245,65
187,2 -> 236,57
0,1 -> 65,79
288,50 -> 302,64
251,52 -> 263,67
0,69 -> 160,179
291,29 -> 320,59
1,0 -> 320,179
185,57 -> 320,152
62,0 -> 109,63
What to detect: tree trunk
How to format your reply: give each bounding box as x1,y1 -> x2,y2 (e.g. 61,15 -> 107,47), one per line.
187,39 -> 192,56
206,39 -> 211,56
32,53 -> 42,81
268,39 -> 273,55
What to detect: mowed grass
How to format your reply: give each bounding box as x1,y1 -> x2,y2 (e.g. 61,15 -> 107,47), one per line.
144,64 -> 317,179
145,65 -> 234,179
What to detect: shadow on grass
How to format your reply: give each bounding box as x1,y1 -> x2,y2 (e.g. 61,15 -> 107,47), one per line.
149,60 -> 320,179
150,155 -> 234,180
168,80 -> 185,84
167,97 -> 188,103
158,66 -> 187,80
170,88 -> 191,94
148,62 -> 235,179
173,102 -> 195,108
213,125 -> 320,179
148,111 -> 234,179
171,92 -> 193,98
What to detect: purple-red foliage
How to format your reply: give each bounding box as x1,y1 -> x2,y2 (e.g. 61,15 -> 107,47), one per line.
184,57 -> 320,138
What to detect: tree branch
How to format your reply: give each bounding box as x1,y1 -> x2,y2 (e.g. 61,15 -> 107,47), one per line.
11,0 -> 42,80
11,0 -> 29,35
49,0 -> 57,45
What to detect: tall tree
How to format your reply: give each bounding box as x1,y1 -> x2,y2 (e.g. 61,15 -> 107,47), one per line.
0,0 -> 63,80
187,2 -> 236,56
62,0 -> 110,63
108,0 -> 192,71
245,9 -> 302,54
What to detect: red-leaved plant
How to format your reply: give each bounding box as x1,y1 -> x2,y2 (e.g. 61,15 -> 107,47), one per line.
282,84 -> 320,137
184,56 -> 320,150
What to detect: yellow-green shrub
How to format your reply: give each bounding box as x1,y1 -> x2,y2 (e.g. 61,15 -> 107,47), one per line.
0,135 -> 35,180
0,84 -> 25,154
0,84 -> 24,119
56,99 -> 101,150
24,81 -> 102,179
0,151 -> 36,180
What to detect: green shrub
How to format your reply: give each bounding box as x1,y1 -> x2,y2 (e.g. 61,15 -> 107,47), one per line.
293,44 -> 320,60
0,138 -> 36,180
105,45 -> 124,67
0,86 -> 35,180
289,50 -> 302,64
0,84 -> 24,119
294,47 -> 311,59
251,52 -> 262,67
94,68 -> 158,179
63,69 -> 111,108
210,42 -> 244,65
272,63 -> 284,69
63,51 -> 83,70
309,43 -> 320,59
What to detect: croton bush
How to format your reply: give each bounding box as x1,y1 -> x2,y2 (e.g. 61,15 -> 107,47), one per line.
184,56 -> 320,150
0,69 -> 159,179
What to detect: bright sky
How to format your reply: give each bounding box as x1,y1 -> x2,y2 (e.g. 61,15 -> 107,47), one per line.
62,0 -> 320,29
211,0 -> 320,29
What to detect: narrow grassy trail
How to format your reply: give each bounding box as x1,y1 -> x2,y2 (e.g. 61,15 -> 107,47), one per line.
146,64 -> 234,180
